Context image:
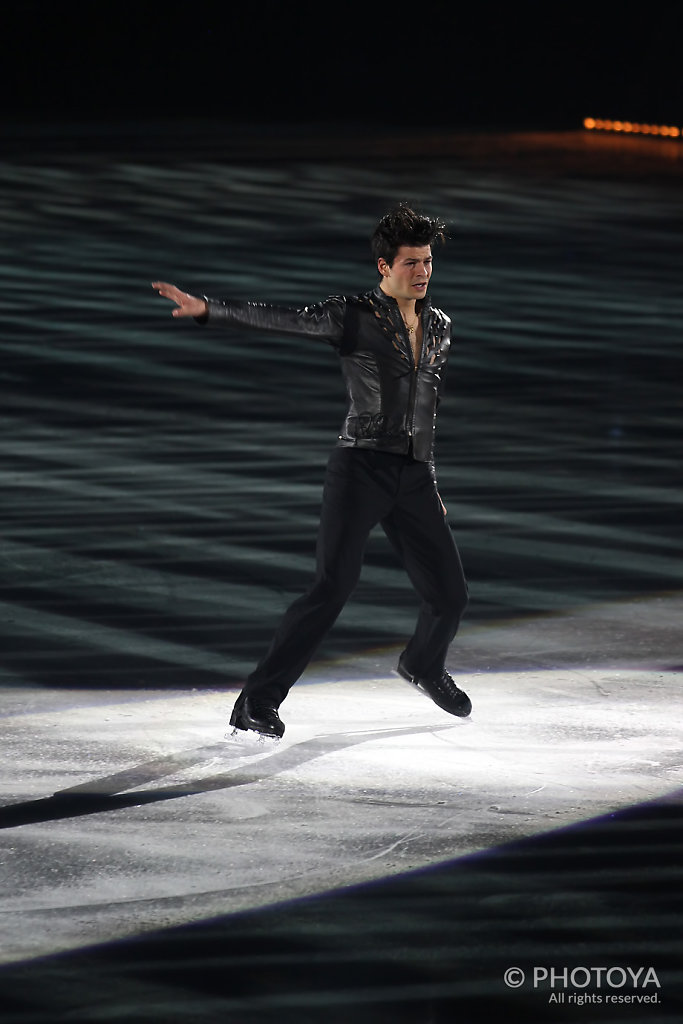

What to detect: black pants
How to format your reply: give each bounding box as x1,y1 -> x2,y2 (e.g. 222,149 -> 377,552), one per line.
241,448 -> 469,707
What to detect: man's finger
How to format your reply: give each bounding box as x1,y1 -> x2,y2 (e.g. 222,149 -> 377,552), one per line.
152,281 -> 180,301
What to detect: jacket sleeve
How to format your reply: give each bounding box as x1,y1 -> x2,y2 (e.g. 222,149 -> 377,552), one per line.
196,295 -> 346,348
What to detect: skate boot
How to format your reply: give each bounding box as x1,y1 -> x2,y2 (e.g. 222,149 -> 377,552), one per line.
229,696 -> 285,738
396,654 -> 472,718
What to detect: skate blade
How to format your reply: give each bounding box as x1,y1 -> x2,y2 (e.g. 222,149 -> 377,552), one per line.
224,727 -> 281,748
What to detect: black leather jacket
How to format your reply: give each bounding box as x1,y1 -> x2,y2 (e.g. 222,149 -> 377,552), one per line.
200,285 -> 451,466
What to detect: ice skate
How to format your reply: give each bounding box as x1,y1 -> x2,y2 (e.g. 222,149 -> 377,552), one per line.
228,696 -> 285,740
396,654 -> 472,718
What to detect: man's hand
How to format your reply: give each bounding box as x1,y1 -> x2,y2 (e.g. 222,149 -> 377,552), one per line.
151,281 -> 208,318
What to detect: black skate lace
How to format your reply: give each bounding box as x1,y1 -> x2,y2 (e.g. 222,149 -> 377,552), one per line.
437,672 -> 462,697
251,701 -> 280,719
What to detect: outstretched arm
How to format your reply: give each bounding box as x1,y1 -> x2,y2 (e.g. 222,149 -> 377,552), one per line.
152,281 -> 207,318
152,281 -> 346,346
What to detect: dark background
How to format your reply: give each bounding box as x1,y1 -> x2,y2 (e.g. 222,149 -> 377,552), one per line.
2,1 -> 680,130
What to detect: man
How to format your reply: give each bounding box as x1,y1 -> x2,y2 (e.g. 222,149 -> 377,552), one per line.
152,203 -> 470,738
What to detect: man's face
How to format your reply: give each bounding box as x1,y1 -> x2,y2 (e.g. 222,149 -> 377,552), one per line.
378,245 -> 433,302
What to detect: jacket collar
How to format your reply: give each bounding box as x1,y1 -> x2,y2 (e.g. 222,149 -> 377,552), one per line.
371,284 -> 431,315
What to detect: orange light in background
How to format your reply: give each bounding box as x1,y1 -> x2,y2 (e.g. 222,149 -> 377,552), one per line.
584,117 -> 682,138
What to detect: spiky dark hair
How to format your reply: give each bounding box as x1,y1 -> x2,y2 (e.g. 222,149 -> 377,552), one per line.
370,202 -> 447,266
